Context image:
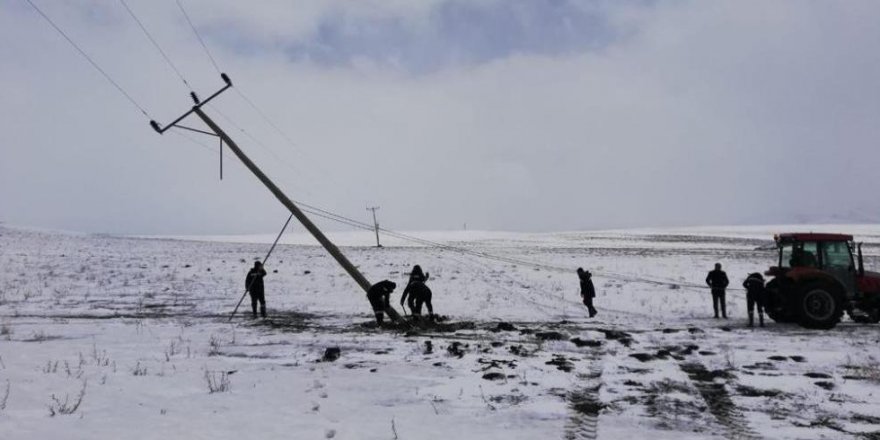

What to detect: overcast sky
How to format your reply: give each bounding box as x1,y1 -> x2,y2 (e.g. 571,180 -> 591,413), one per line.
1,0 -> 879,235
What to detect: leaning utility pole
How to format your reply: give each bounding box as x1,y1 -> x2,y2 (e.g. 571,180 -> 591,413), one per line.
366,206 -> 381,247
149,74 -> 403,324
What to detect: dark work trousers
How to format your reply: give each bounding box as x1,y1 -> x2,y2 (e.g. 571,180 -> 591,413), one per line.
406,295 -> 417,315
583,296 -> 597,317
747,293 -> 764,327
250,291 -> 266,318
711,289 -> 727,318
415,291 -> 433,317
368,293 -> 389,325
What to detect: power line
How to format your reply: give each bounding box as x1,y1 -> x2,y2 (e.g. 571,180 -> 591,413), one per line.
232,88 -> 348,189
207,104 -> 310,179
120,0 -> 192,91
24,0 -> 151,118
234,88 -> 303,152
290,200 -> 711,291
175,0 -> 222,75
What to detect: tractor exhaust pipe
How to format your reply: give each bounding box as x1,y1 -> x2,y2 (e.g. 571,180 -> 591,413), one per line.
858,242 -> 865,277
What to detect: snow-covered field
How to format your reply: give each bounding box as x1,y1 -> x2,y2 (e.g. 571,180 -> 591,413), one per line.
1,224 -> 879,439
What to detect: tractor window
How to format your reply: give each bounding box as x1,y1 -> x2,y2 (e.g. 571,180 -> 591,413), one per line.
821,241 -> 853,270
780,243 -> 793,268
782,241 -> 819,268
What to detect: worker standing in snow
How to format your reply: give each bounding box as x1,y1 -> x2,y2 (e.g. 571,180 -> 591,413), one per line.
367,280 -> 396,326
400,265 -> 430,317
743,272 -> 766,327
246,261 -> 268,318
577,268 -> 597,318
706,263 -> 729,319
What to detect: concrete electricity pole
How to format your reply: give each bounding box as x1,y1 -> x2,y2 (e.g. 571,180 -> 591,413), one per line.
149,74 -> 403,324
367,206 -> 381,247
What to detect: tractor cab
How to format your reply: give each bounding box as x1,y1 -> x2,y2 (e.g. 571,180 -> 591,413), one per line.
764,233 -> 880,329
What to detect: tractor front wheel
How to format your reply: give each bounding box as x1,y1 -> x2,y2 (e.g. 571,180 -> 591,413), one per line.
795,282 -> 844,330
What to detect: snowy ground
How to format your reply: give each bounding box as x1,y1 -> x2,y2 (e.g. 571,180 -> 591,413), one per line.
1,224 -> 879,439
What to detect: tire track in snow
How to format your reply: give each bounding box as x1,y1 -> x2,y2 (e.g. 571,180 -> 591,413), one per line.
679,362 -> 762,440
563,355 -> 604,440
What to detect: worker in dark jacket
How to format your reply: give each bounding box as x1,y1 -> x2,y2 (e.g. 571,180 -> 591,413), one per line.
743,272 -> 766,327
405,282 -> 433,320
400,265 -> 429,315
367,280 -> 396,325
577,268 -> 597,318
706,263 -> 730,319
245,261 -> 268,318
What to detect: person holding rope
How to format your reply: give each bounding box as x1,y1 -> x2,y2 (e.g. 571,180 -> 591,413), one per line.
577,268 -> 598,318
245,261 -> 268,318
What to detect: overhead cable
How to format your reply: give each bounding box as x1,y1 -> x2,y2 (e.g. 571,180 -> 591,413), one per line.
120,0 -> 192,91
24,0 -> 151,117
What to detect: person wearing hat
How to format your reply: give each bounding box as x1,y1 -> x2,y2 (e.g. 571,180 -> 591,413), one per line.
706,263 -> 730,319
245,261 -> 268,318
367,280 -> 397,325
577,268 -> 597,317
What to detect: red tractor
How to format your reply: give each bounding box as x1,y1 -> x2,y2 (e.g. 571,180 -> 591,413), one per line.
764,233 -> 880,329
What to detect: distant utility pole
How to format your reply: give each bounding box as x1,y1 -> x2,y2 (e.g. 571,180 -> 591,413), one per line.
367,206 -> 381,247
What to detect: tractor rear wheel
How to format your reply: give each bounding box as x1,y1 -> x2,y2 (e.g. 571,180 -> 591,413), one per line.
795,282 -> 844,329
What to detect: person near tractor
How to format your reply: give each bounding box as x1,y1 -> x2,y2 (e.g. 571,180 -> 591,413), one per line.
743,272 -> 766,327
367,280 -> 396,325
706,263 -> 729,319
577,268 -> 598,317
245,261 -> 268,318
790,247 -> 818,268
400,265 -> 433,320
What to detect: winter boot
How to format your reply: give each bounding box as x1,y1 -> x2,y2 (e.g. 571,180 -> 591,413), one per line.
260,305 -> 267,318
374,312 -> 384,326
748,312 -> 754,327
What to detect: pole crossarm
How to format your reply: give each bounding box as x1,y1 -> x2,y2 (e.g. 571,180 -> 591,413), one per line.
149,73 -> 232,134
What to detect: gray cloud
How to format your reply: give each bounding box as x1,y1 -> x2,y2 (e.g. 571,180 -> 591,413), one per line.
1,1 -> 879,235
278,0 -> 618,73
